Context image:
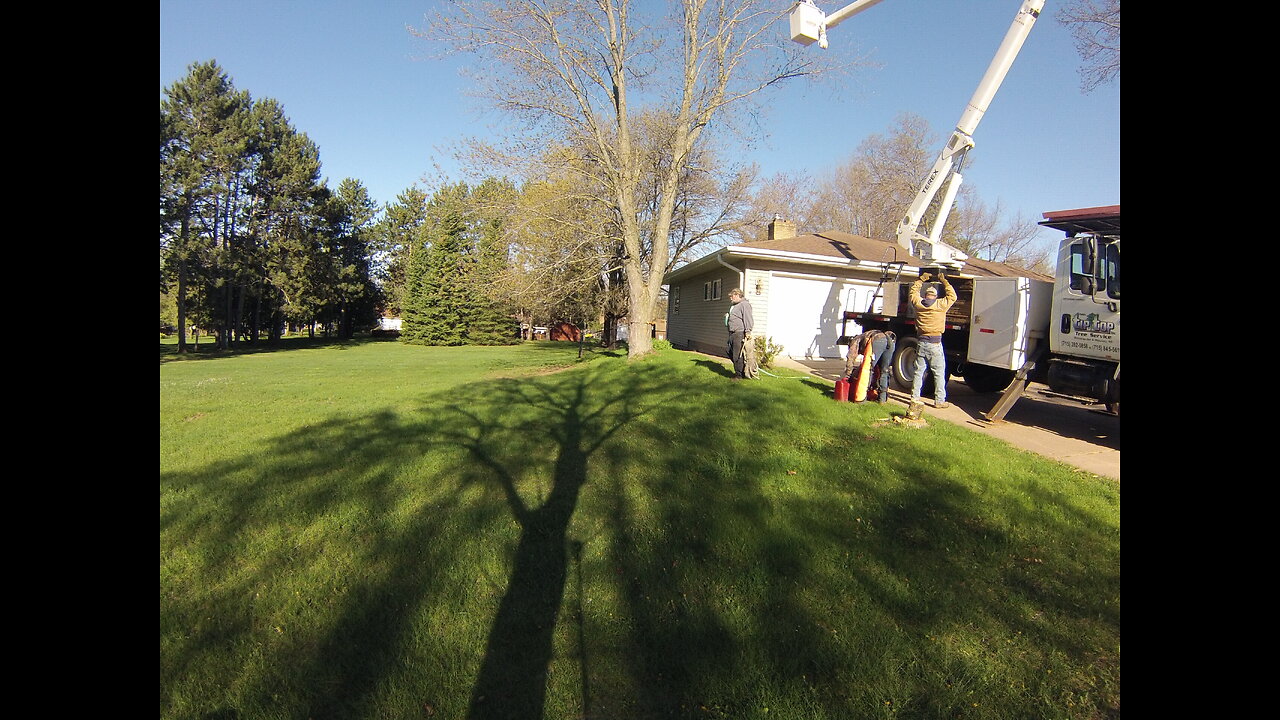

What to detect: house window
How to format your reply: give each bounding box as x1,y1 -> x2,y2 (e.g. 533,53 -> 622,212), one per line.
704,282 -> 711,300
673,286 -> 680,314
711,279 -> 722,300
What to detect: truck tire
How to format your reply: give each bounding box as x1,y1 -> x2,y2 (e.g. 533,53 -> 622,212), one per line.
1105,377 -> 1120,415
891,337 -> 948,395
962,364 -> 1017,394
890,336 -> 919,391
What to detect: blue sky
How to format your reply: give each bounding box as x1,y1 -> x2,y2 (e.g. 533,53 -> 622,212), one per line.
161,0 -> 1119,236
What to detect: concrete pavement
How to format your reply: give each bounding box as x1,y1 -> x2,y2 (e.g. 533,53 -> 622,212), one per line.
769,356 -> 1120,481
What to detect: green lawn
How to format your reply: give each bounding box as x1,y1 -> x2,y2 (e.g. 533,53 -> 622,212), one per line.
160,338 -> 1119,720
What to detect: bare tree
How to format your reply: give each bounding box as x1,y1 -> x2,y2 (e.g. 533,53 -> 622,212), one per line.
494,116 -> 758,346
738,112 -> 1051,273
733,168 -> 813,241
422,0 -> 838,357
632,111 -> 760,265
1058,0 -> 1120,92
747,113 -> 953,243
497,166 -> 618,335
805,113 -> 936,241
952,198 -> 1051,273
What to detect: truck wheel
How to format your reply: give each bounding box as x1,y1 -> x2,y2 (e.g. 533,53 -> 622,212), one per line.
891,337 -> 919,391
1104,378 -> 1120,415
962,364 -> 1017,394
891,337 -> 947,395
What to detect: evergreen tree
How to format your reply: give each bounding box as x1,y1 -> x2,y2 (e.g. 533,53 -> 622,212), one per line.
162,60 -> 382,348
374,187 -> 429,316
463,178 -> 519,345
244,98 -> 324,341
161,60 -> 251,352
401,181 -> 518,346
403,185 -> 469,345
325,178 -> 383,339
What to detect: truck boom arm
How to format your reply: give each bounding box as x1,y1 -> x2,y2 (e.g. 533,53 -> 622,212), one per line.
788,0 -> 1045,268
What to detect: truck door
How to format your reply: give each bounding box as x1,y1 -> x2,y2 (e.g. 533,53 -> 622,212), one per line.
1049,235 -> 1120,362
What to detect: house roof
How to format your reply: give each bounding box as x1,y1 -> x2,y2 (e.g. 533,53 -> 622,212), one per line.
665,230 -> 1052,283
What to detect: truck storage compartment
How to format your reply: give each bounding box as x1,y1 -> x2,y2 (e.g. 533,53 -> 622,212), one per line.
966,276 -> 1052,370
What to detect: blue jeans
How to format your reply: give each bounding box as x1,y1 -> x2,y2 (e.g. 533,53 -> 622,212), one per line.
911,339 -> 947,402
872,335 -> 895,397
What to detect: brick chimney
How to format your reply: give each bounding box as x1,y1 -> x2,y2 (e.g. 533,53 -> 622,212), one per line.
767,215 -> 796,241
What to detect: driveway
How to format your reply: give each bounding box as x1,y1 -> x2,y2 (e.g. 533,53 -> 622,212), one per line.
772,356 -> 1120,481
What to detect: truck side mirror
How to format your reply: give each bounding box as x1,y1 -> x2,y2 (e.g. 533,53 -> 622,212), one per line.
1079,237 -> 1098,295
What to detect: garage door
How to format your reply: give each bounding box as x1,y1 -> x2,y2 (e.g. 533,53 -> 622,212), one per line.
768,276 -> 878,359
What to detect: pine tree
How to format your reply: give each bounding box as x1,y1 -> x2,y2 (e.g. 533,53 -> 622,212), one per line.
162,60 -> 382,347
161,60 -> 251,352
402,184 -> 470,345
374,187 -> 429,317
464,179 -> 519,345
400,181 -> 517,346
326,178 -> 382,339
245,98 -> 323,341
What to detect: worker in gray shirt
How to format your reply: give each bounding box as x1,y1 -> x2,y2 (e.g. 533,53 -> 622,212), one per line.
727,288 -> 754,380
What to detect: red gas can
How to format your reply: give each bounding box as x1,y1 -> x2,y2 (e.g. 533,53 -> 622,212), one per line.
834,378 -> 850,402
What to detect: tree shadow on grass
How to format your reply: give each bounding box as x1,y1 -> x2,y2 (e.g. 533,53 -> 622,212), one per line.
575,373 -> 1119,717
416,363 -> 680,719
161,406 -> 490,719
161,356 -> 695,719
161,353 -> 1120,719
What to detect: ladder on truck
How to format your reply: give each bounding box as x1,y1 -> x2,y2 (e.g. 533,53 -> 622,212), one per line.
866,251 -> 908,314
838,252 -> 907,347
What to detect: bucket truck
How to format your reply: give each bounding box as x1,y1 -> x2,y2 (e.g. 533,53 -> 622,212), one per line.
789,1 -> 1120,417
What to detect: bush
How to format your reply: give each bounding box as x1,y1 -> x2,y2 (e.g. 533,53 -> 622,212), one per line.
753,335 -> 783,369
652,338 -> 673,352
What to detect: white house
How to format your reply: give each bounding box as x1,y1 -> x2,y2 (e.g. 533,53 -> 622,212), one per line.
664,219 -> 1044,360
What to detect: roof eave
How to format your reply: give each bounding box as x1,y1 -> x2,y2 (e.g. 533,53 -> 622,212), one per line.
664,245 -> 920,284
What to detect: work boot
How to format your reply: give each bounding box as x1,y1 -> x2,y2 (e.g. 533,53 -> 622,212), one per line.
934,400 -> 950,409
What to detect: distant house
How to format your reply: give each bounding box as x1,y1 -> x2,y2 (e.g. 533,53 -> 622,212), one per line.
664,219 -> 1047,360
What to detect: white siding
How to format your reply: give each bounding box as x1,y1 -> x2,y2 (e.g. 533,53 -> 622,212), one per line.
666,257 -> 889,359
666,265 -> 742,356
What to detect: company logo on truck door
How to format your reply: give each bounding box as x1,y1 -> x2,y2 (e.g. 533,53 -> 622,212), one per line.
1073,312 -> 1116,335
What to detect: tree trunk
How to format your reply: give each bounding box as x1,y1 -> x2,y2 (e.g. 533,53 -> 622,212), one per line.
176,204 -> 190,354
250,289 -> 261,344
622,251 -> 656,358
234,284 -> 246,344
602,314 -> 616,349
176,255 -> 188,355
